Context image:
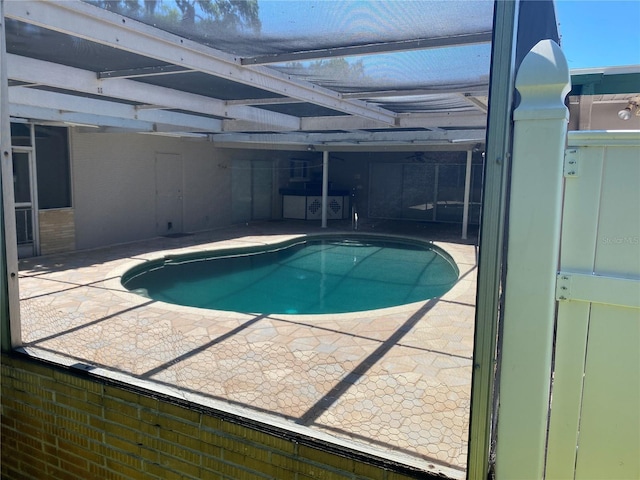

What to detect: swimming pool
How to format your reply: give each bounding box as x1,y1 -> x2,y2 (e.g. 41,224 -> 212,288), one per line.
121,235 -> 459,314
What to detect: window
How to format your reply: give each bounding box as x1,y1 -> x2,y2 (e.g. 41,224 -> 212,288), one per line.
10,122 -> 31,146
289,159 -> 309,182
35,126 -> 71,209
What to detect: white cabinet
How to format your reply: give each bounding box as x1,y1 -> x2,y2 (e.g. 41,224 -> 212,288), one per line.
281,194 -> 350,220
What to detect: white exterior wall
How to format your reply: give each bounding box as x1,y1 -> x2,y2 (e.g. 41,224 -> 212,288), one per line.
70,131 -> 232,249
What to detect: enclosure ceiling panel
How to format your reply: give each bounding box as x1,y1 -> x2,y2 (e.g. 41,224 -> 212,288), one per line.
5,0 -> 398,126
3,0 -> 500,147
254,103 -> 349,118
135,71 -> 288,102
369,94 -> 483,114
124,0 -> 495,56
266,44 -> 491,94
4,18 -> 169,72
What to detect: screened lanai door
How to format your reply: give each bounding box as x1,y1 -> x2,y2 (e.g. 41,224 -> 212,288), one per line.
368,161 -> 482,224
12,149 -> 37,258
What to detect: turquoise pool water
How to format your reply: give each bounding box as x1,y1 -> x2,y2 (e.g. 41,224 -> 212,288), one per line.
122,236 -> 458,315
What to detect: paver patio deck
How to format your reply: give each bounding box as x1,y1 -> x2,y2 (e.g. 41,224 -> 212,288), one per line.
17,220 -> 477,476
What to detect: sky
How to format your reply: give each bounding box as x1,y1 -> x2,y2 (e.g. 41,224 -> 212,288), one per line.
554,0 -> 640,69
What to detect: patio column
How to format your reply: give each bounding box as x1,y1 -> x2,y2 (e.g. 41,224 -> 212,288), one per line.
321,150 -> 329,228
462,149 -> 473,239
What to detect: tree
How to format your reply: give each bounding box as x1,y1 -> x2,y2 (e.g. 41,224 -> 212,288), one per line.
87,0 -> 143,16
307,58 -> 366,81
87,0 -> 261,33
175,0 -> 260,32
144,0 -> 158,16
283,58 -> 369,89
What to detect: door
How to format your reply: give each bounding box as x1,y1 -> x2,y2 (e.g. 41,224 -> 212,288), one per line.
12,150 -> 37,258
368,163 -> 402,218
251,160 -> 272,220
155,153 -> 183,236
231,160 -> 273,223
231,159 -> 251,223
401,163 -> 435,220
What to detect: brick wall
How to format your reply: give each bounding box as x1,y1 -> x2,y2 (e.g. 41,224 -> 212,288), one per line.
1,354 -> 431,480
38,208 -> 76,255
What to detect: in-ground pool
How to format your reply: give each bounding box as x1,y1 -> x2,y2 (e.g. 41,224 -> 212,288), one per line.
122,235 -> 459,315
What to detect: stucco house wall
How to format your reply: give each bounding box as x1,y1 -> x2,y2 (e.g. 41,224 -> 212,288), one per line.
71,132 -> 229,250
69,131 -> 338,251
69,131 -> 478,253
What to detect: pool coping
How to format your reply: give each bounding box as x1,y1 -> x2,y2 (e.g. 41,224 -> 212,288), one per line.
104,232 -> 473,321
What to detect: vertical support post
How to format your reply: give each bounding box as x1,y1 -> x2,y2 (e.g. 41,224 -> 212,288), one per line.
462,149 -> 472,239
432,164 -> 439,221
494,39 -> 570,479
467,1 -> 519,478
0,0 -> 22,350
29,125 -> 40,257
577,83 -> 594,130
321,150 -> 329,228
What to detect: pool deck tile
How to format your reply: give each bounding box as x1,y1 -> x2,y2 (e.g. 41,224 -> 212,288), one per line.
18,221 -> 477,476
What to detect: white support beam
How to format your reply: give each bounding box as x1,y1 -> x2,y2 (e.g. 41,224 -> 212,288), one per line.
225,111 -> 487,133
321,151 -> 329,228
299,112 -> 487,131
9,104 -> 156,131
462,149 -> 473,239
225,97 -> 301,107
211,141 -> 477,153
136,105 -> 170,111
7,54 -> 300,131
343,87 -> 489,100
396,112 -> 487,129
209,129 -> 486,146
0,0 -> 21,349
299,116 -> 393,131
221,119 -> 301,133
98,65 -> 193,79
224,87 -> 490,107
461,94 -> 489,113
577,94 -> 594,130
4,0 -> 398,126
9,87 -> 222,132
